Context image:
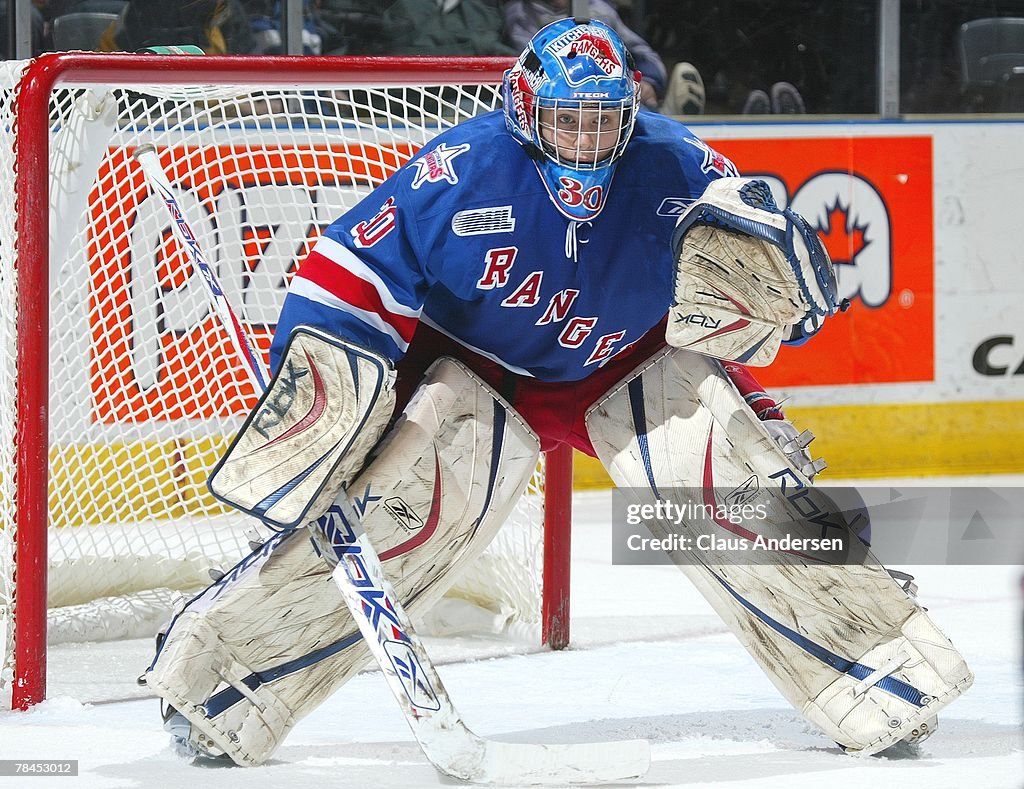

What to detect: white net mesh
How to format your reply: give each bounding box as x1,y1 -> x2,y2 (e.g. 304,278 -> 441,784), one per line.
0,59 -> 547,701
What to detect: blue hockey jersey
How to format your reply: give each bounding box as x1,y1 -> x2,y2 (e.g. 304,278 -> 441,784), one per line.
270,110 -> 738,382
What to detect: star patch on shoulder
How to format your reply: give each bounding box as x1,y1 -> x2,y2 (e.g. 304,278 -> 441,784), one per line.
411,142 -> 471,189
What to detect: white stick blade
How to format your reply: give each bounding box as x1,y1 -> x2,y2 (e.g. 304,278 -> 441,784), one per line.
473,738 -> 652,785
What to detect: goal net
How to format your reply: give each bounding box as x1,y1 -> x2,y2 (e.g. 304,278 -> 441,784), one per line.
0,53 -> 571,710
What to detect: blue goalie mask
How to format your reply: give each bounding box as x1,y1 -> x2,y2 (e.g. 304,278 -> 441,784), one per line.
503,18 -> 640,221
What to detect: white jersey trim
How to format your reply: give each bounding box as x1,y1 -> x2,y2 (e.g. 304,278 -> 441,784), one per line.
313,234 -> 420,318
420,314 -> 536,378
289,277 -> 413,353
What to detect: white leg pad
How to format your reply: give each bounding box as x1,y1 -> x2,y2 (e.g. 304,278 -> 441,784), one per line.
145,357 -> 540,766
585,346 -> 973,755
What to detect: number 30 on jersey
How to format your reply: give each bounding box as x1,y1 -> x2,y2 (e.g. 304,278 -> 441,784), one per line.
557,177 -> 603,211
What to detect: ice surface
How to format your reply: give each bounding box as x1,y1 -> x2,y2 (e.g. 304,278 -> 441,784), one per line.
2,489 -> 1020,788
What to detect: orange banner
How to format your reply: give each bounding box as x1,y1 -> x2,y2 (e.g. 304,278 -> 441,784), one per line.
708,136 -> 934,387
87,143 -> 414,423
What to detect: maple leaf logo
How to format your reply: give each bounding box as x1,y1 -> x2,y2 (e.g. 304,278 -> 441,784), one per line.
817,202 -> 868,265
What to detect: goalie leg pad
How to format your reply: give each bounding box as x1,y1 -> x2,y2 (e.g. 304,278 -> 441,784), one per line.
585,346 -> 973,755
146,357 -> 540,766
208,327 -> 396,530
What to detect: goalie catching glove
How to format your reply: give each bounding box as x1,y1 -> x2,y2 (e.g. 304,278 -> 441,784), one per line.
667,177 -> 846,366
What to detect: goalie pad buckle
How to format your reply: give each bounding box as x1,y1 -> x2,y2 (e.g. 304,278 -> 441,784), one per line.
208,327 -> 396,530
667,178 -> 844,366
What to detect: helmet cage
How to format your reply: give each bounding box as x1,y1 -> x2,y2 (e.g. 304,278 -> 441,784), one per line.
531,93 -> 638,172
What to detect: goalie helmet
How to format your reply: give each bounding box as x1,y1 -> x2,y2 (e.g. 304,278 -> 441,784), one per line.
502,18 -> 640,221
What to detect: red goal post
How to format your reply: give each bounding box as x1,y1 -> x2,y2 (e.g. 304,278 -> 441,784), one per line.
3,53 -> 573,711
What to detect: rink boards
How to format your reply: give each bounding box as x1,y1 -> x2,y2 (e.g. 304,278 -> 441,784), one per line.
573,120 -> 1024,482
44,121 -> 1024,511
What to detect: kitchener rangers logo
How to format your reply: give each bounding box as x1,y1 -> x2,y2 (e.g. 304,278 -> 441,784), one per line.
411,142 -> 470,190
548,28 -> 623,86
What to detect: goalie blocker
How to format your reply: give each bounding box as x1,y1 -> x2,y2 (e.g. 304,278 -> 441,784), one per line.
667,177 -> 847,366
208,327 -> 396,530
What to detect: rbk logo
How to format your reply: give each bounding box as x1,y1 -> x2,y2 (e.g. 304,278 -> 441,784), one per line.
352,483 -> 382,517
385,640 -> 441,711
253,355 -> 312,440
768,467 -> 848,540
676,312 -> 721,329
725,474 -> 760,507
657,197 -> 691,217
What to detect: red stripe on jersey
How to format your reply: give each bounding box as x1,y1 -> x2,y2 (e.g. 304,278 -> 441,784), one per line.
299,249 -> 418,343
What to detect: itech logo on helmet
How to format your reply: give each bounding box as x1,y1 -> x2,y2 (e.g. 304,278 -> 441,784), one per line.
548,27 -> 623,87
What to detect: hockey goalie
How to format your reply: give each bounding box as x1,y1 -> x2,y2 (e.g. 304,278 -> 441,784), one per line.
143,17 -> 971,770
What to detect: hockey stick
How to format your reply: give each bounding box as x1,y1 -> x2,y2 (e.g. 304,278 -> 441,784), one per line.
133,145 -> 269,393
133,146 -> 651,784
316,499 -> 651,784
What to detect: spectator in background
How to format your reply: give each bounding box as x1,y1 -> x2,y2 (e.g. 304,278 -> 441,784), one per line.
377,0 -> 516,56
41,0 -> 126,14
98,0 -> 255,53
502,0 -> 705,114
0,0 -> 44,56
241,0 -> 322,55
317,0 -> 384,55
740,81 -> 806,115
